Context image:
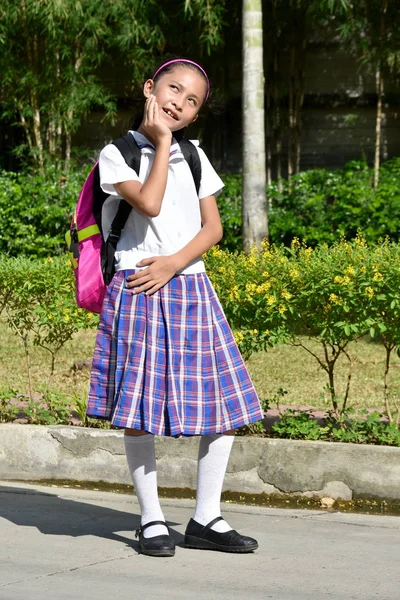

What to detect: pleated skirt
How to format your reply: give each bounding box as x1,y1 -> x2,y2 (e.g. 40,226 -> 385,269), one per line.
87,270 -> 263,436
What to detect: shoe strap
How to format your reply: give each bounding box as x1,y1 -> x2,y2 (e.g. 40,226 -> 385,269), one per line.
141,520 -> 169,532
202,516 -> 224,535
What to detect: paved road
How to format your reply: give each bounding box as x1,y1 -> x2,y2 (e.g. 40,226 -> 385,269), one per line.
0,481 -> 399,600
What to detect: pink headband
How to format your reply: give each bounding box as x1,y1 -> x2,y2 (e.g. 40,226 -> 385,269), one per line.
152,59 -> 210,102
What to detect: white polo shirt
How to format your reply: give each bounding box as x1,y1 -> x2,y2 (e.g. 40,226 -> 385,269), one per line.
99,131 -> 224,275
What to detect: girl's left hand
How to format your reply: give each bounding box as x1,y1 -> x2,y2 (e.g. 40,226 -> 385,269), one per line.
126,256 -> 179,295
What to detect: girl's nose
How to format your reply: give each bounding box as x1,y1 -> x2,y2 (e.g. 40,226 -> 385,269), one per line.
171,99 -> 183,112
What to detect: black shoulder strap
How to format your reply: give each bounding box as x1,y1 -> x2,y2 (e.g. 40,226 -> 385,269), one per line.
109,134 -> 141,237
113,134 -> 142,175
102,134 -> 142,285
178,138 -> 202,195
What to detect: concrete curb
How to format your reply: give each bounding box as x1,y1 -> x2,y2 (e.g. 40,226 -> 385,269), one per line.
1,424 -> 399,500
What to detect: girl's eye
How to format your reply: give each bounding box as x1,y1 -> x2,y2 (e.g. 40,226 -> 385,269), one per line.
170,85 -> 178,91
188,98 -> 197,106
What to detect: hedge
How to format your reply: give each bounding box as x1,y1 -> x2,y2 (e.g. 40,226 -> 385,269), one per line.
1,238 -> 400,423
1,158 -> 400,256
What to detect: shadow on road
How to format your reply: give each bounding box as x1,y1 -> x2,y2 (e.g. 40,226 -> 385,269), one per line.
0,485 -> 184,550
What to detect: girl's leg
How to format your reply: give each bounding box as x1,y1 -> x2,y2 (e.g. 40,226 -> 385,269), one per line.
186,429 -> 258,552
193,430 -> 235,533
124,429 -> 168,538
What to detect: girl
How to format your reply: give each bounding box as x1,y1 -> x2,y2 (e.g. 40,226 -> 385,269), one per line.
87,58 -> 264,557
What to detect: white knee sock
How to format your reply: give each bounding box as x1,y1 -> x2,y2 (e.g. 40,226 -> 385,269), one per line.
124,434 -> 168,538
193,433 -> 235,533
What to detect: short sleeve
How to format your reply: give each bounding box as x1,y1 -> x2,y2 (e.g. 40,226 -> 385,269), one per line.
196,146 -> 225,200
98,143 -> 141,196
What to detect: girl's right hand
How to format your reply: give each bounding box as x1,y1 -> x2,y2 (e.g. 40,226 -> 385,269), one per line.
141,95 -> 171,147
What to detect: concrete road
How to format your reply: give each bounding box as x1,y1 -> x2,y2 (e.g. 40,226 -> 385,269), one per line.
0,481 -> 399,600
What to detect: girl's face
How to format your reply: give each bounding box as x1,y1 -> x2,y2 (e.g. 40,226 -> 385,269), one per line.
143,66 -> 207,132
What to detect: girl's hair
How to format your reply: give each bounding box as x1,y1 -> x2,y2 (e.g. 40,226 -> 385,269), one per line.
152,59 -> 210,102
131,57 -> 211,140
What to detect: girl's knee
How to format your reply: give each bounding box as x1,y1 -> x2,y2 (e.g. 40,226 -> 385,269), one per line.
124,428 -> 149,436
223,429 -> 236,436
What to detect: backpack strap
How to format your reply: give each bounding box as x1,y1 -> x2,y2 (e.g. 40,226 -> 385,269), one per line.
178,138 -> 202,195
102,134 -> 142,285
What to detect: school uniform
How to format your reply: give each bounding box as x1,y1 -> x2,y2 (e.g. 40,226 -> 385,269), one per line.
87,131 -> 263,436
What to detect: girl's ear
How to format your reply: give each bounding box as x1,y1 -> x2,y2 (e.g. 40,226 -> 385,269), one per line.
191,114 -> 199,124
143,79 -> 154,98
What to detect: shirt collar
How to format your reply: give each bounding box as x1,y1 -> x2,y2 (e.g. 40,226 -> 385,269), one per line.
131,130 -> 182,159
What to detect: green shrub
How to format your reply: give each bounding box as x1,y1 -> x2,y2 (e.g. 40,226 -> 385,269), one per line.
0,165 -> 88,257
205,237 -> 400,421
0,255 -> 98,398
217,174 -> 242,252
268,409 -> 400,446
217,159 -> 400,252
2,158 -> 400,257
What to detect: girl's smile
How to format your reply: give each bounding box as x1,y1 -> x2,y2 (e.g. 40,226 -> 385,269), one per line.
162,107 -> 179,121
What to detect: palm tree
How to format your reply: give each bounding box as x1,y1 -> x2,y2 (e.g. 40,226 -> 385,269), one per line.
242,0 -> 268,251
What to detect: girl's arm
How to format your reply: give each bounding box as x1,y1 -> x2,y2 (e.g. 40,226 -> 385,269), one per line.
115,95 -> 171,218
126,195 -> 223,295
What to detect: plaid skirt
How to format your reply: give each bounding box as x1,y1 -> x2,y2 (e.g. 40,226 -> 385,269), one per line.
87,270 -> 263,436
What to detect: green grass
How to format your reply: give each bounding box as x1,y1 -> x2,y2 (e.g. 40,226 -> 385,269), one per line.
1,320 -> 399,413
247,338 -> 400,411
0,320 -> 97,403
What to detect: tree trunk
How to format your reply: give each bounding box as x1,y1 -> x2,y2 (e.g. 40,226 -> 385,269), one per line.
374,0 -> 388,189
242,0 -> 268,251
374,66 -> 383,189
266,88 -> 272,188
31,33 -> 44,168
288,47 -> 295,181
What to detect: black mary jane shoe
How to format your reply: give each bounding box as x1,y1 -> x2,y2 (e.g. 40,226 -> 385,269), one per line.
184,516 -> 258,553
135,520 -> 175,557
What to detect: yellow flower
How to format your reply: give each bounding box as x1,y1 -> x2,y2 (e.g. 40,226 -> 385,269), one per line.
291,237 -> 301,249
261,238 -> 270,250
304,248 -> 312,258
250,329 -> 258,335
46,257 -> 53,263
228,286 -> 240,302
373,272 -> 383,282
234,331 -> 244,345
289,269 -> 299,279
355,235 -> 366,247
344,266 -> 356,276
256,282 -> 271,293
64,315 -> 70,322
329,293 -> 342,305
278,305 -> 287,314
245,283 -> 257,294
360,266 -> 367,273
281,290 -> 292,300
334,275 -> 350,285
365,287 -> 374,297
267,295 -> 276,306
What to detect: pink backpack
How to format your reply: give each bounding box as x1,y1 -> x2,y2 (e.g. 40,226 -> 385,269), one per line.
66,134 -> 202,313
66,135 -> 142,313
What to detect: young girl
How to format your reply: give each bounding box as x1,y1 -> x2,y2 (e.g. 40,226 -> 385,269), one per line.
87,58 -> 264,557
